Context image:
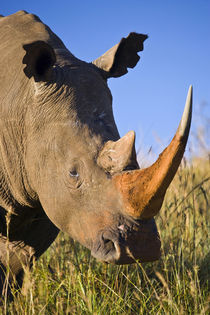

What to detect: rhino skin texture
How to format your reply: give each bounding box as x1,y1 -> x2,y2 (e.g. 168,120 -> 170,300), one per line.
0,11 -> 160,299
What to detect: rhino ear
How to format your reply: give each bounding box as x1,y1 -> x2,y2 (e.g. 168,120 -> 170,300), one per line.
22,40 -> 56,81
92,33 -> 148,78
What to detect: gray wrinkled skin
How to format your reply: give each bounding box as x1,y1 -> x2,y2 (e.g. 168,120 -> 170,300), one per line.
0,11 -> 160,299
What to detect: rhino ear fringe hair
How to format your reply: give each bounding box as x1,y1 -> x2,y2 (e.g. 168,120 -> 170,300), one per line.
22,40 -> 56,81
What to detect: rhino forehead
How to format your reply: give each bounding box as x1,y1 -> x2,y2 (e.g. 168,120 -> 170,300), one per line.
30,68 -> 119,144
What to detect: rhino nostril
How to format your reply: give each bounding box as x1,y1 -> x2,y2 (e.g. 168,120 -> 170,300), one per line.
92,236 -> 120,263
103,237 -> 115,252
100,234 -> 121,262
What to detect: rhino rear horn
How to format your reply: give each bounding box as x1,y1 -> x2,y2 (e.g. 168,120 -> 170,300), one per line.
23,40 -> 56,81
97,131 -> 139,174
92,33 -> 148,78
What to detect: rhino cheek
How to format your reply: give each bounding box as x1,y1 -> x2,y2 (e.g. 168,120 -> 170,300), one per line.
35,175 -> 122,248
37,191 -> 72,232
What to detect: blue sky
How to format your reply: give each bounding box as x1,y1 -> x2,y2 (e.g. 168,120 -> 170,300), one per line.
1,1 -> 210,162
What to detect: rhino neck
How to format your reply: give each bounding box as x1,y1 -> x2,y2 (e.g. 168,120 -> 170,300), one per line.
0,83 -> 37,212
0,148 -> 35,212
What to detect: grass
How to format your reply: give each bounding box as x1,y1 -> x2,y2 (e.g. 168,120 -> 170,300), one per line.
1,156 -> 209,314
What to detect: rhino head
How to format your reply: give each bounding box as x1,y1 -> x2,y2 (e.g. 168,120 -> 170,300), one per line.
22,32 -> 192,264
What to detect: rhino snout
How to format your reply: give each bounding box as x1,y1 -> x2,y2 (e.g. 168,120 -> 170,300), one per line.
91,218 -> 161,264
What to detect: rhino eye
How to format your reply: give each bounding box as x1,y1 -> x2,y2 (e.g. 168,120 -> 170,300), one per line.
67,161 -> 84,189
69,169 -> 79,178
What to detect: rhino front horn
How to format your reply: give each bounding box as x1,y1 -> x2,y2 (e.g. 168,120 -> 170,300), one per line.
114,86 -> 193,219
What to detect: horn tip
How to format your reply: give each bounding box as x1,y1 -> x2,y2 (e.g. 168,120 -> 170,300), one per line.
178,85 -> 193,138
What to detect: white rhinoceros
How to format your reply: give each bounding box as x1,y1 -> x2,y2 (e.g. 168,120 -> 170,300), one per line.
0,11 -> 192,299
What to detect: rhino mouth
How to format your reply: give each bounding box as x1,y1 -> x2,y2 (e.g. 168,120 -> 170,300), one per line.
91,218 -> 161,264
